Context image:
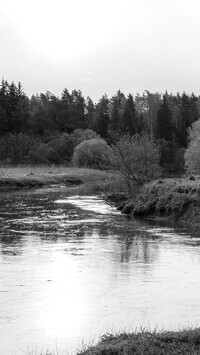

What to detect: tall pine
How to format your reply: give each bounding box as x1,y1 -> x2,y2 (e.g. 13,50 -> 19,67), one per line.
156,94 -> 173,141
123,94 -> 138,135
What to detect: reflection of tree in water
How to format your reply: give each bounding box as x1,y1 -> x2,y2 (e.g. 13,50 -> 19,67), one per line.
0,231 -> 25,256
87,218 -> 161,265
119,235 -> 159,264
95,223 -> 110,239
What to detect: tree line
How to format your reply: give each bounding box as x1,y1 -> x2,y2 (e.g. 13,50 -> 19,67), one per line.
0,79 -> 199,172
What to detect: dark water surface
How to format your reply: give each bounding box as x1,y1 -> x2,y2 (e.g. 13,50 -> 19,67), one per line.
1,188 -> 200,354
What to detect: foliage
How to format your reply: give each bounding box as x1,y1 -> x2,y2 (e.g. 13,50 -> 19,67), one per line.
185,137 -> 200,174
184,118 -> 200,174
188,118 -> 200,142
110,133 -> 161,189
29,143 -> 52,164
72,138 -> 111,169
72,128 -> 100,145
0,133 -> 33,164
47,134 -> 74,164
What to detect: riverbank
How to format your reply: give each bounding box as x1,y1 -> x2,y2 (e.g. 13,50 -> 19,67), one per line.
0,166 -> 125,195
2,167 -> 200,226
120,176 -> 200,226
2,167 -> 200,227
78,328 -> 200,354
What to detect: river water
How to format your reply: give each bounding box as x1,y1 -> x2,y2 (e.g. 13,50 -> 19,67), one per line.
1,188 -> 200,354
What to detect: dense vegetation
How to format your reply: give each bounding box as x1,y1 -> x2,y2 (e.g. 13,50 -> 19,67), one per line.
0,79 -> 200,174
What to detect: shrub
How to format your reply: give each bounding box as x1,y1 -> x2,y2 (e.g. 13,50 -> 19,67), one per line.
72,138 -> 111,169
110,133 -> 161,188
188,119 -> 200,142
47,134 -> 75,164
72,129 -> 100,146
185,137 -> 200,174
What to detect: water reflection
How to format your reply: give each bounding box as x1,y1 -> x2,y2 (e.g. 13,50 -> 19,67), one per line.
1,189 -> 200,354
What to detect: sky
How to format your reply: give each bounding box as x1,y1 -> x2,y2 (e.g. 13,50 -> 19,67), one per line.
1,0 -> 200,102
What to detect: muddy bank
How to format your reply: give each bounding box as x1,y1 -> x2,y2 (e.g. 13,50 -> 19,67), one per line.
117,177 -> 200,226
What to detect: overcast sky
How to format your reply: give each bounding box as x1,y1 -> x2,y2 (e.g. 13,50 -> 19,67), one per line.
1,0 -> 200,101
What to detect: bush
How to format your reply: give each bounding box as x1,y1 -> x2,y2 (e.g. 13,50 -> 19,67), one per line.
187,119 -> 200,142
110,133 -> 161,188
72,138 -> 111,169
185,137 -> 200,174
72,129 -> 100,146
47,134 -> 75,164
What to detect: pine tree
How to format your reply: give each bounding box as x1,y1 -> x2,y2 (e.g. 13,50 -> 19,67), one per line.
96,95 -> 110,138
111,101 -> 121,132
123,94 -> 137,135
156,95 -> 173,141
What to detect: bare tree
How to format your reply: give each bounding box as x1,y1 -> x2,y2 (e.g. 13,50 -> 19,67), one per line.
110,133 -> 161,191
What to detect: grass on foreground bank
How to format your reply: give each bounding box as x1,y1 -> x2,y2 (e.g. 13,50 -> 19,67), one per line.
77,328 -> 200,355
0,165 -> 127,196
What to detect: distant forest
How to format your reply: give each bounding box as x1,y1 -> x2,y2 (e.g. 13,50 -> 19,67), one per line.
0,79 -> 199,172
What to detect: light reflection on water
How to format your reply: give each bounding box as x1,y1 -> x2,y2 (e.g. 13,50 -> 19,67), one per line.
0,189 -> 200,354
55,195 -> 119,215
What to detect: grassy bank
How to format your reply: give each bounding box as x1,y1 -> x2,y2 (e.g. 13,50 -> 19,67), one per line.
0,165 -> 126,196
78,328 -> 200,355
121,176 -> 200,225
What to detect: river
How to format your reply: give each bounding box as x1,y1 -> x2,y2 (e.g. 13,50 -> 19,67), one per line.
1,188 -> 200,354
